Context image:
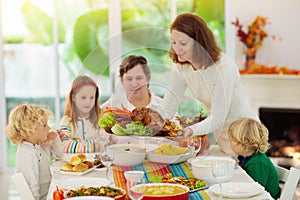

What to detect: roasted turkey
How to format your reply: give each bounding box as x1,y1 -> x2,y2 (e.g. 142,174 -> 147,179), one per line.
131,107 -> 165,134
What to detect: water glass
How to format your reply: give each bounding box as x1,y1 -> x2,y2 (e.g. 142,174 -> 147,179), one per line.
211,161 -> 228,199
100,151 -> 114,184
124,171 -> 145,200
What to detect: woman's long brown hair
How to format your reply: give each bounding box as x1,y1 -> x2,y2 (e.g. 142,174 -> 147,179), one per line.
169,13 -> 221,68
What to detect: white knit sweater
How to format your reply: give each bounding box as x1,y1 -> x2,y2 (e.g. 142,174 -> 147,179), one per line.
161,53 -> 258,155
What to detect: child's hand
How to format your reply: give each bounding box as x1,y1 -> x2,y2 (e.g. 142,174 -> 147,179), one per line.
57,129 -> 64,140
43,131 -> 57,148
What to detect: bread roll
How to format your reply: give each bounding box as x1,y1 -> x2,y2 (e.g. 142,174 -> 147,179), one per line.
73,163 -> 89,172
70,155 -> 82,165
77,153 -> 87,162
84,161 -> 94,168
62,163 -> 73,171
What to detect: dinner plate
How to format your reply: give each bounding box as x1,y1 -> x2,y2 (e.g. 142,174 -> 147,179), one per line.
59,165 -> 99,176
59,177 -> 110,190
147,152 -> 193,164
209,182 -> 264,198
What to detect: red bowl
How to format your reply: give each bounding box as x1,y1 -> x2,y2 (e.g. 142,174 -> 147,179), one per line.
115,188 -> 126,200
132,183 -> 189,200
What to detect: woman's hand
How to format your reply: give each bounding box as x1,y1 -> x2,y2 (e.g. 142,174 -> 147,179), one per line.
183,127 -> 193,137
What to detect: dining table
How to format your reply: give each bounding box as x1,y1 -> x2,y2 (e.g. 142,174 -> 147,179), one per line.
47,144 -> 274,200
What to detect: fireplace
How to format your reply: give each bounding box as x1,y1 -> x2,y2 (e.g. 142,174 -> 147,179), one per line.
260,108 -> 300,161
241,75 -> 300,168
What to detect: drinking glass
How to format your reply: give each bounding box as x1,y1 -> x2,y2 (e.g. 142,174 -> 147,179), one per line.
124,171 -> 146,200
100,150 -> 115,185
211,161 -> 228,200
187,136 -> 202,157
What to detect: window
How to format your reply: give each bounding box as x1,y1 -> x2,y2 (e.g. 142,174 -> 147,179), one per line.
0,0 -> 224,172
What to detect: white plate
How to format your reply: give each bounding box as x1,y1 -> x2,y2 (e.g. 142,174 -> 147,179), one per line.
147,152 -> 193,164
209,182 -> 264,198
59,165 -> 97,176
59,177 -> 110,190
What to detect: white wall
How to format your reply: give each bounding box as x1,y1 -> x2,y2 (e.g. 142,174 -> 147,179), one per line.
241,75 -> 300,115
225,0 -> 300,69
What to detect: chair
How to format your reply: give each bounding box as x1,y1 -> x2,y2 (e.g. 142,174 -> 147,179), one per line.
275,166 -> 300,200
11,172 -> 35,200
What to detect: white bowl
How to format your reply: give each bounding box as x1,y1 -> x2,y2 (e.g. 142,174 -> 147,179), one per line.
107,144 -> 146,166
191,156 -> 236,183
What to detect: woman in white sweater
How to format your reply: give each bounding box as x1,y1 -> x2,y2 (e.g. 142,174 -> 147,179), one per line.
161,13 -> 258,155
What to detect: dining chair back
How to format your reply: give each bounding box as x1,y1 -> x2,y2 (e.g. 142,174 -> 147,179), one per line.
11,172 -> 35,200
276,166 -> 300,200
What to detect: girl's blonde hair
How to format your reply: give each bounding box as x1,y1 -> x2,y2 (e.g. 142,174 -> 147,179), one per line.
228,118 -> 270,153
5,104 -> 52,144
64,75 -> 101,130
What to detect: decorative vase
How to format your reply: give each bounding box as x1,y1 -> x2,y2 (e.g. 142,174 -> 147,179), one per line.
244,47 -> 257,69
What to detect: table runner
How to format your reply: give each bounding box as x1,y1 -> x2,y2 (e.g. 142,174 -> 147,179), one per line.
112,160 -> 210,200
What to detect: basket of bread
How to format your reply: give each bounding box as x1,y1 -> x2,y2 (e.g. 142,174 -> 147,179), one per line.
61,153 -> 98,175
